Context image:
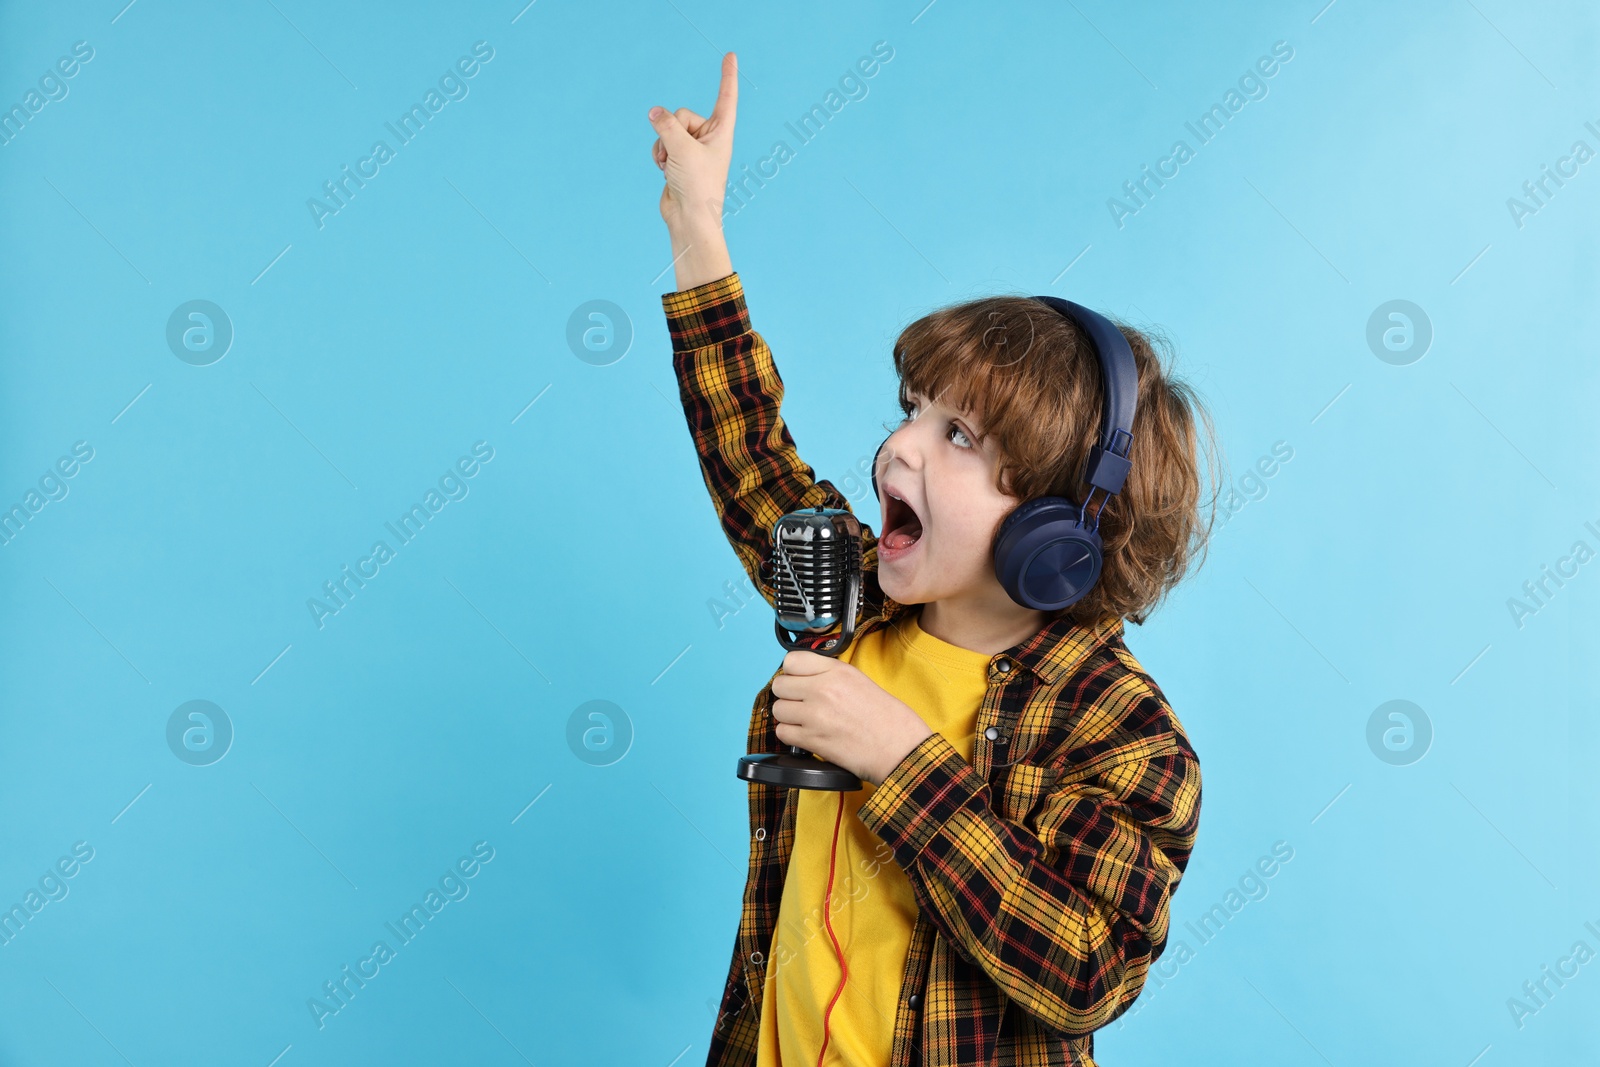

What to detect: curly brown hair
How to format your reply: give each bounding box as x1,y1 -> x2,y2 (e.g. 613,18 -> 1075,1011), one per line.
888,295 -> 1221,627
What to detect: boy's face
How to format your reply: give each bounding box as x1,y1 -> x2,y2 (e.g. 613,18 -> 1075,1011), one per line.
874,387 -> 1024,614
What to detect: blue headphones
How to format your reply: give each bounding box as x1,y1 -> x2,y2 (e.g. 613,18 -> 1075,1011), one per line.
871,295 -> 1137,612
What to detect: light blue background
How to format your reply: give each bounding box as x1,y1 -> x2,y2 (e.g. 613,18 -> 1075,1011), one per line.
2,1 -> 1596,1064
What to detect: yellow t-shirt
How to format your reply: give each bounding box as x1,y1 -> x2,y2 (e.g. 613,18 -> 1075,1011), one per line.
755,609 -> 992,1067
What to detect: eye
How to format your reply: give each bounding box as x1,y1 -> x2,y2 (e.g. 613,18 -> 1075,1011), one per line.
901,398 -> 976,449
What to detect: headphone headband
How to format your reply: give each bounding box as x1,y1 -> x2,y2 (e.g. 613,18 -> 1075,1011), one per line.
1029,296 -> 1136,498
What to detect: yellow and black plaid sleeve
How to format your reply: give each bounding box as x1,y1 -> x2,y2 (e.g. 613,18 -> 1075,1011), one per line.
663,272 -> 878,610
857,675 -> 1201,1039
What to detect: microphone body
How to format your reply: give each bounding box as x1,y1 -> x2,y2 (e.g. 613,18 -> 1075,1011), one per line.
772,507 -> 862,656
735,507 -> 865,791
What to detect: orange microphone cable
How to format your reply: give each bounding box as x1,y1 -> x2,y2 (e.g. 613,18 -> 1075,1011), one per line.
816,790 -> 849,1067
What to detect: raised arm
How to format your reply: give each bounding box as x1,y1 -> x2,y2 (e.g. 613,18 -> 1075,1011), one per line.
649,54 -> 880,611
662,275 -> 879,611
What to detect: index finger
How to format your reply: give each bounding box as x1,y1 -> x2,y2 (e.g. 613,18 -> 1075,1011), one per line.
781,649 -> 832,675
709,51 -> 738,129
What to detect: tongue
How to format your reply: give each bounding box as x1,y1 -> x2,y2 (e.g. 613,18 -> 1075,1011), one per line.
883,517 -> 923,550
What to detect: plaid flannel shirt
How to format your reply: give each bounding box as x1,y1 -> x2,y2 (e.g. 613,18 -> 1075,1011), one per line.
663,273 -> 1202,1067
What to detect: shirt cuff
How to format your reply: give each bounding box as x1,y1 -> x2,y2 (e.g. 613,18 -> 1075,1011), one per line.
857,731 -> 987,870
660,272 -> 749,352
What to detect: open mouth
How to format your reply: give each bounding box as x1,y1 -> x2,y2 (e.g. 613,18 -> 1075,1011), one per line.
881,491 -> 924,552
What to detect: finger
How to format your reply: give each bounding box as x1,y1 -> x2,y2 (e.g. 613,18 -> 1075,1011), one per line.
781,650 -> 833,676
770,697 -> 801,723
770,674 -> 818,703
674,107 -> 707,136
647,106 -> 696,156
708,51 -> 738,130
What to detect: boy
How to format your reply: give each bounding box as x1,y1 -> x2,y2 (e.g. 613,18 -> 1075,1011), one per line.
650,53 -> 1210,1067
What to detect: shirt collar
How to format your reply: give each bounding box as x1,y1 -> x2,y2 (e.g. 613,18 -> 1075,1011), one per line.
1003,612 -> 1124,684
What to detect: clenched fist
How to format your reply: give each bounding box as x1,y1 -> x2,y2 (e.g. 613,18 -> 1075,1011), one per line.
770,650 -> 935,787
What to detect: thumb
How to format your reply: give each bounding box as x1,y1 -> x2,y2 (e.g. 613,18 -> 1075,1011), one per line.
648,106 -> 697,156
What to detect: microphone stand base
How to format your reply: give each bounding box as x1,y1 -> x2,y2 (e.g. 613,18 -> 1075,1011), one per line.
737,753 -> 862,792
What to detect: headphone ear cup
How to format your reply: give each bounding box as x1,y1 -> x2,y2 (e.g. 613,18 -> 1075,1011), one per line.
993,497 -> 1104,611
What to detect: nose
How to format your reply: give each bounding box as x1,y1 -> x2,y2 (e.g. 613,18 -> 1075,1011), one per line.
876,425 -> 922,488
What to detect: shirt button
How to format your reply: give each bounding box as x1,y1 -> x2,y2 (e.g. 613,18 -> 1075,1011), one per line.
754,827 -> 766,841
994,658 -> 1011,674
908,992 -> 922,1010
983,726 -> 1003,742
750,950 -> 764,966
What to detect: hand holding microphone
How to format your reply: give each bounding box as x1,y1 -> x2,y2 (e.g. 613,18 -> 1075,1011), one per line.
769,649 -> 933,788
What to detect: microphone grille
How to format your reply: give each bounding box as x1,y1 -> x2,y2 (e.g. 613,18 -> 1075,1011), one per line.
771,509 -> 861,634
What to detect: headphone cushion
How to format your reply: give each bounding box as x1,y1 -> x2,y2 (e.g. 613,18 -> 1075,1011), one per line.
993,496 -> 1104,611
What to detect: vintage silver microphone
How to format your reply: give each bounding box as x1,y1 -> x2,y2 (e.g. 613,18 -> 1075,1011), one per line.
735,507 -> 864,792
